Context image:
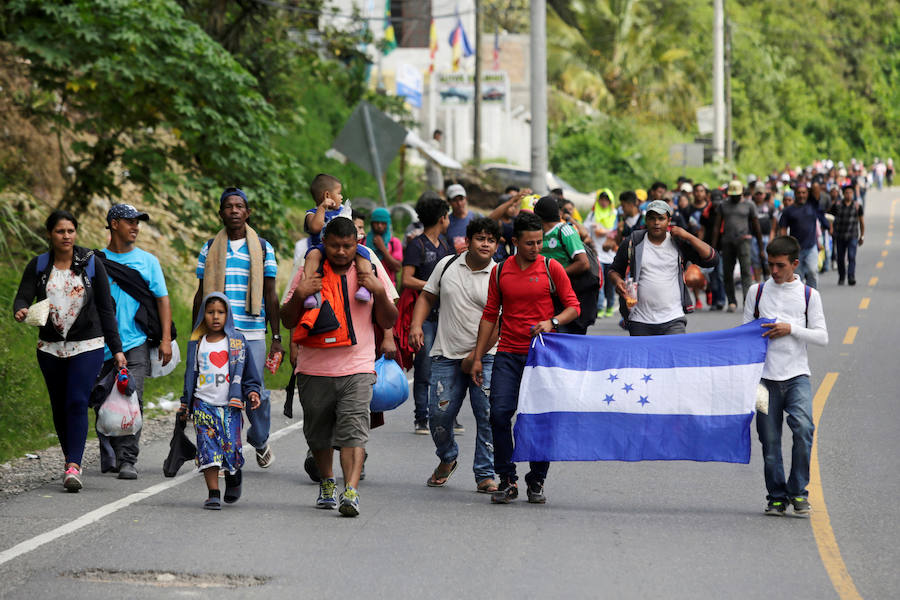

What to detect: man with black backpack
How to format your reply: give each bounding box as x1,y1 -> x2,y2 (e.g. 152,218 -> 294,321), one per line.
409,217 -> 501,493
608,200 -> 717,336
96,204 -> 173,479
470,212 -> 580,505
532,196 -> 600,335
744,236 -> 828,517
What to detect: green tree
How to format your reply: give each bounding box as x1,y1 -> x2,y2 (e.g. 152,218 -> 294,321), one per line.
3,0 -> 302,247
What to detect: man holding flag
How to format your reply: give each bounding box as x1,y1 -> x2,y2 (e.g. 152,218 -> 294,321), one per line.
471,212 -> 580,505
745,236 -> 828,516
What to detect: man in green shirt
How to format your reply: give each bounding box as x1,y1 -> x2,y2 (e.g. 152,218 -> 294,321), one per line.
533,196 -> 592,334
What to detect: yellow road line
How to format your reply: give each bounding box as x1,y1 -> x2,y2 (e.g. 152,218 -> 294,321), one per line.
889,231 -> 894,237
842,327 -> 858,345
859,297 -> 870,310
877,261 -> 884,269
809,373 -> 862,600
882,250 -> 889,257
886,239 -> 892,246
869,276 -> 878,286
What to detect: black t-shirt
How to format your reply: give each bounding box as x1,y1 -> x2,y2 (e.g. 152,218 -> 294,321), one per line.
403,233 -> 451,282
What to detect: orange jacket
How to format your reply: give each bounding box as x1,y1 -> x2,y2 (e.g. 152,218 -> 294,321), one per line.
293,261 -> 357,349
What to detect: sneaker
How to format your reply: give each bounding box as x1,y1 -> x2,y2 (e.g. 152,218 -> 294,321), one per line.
339,486 -> 360,517
597,308 -> 606,319
117,462 -> 138,480
837,278 -> 845,286
316,477 -> 337,509
255,445 -> 274,468
526,480 -> 547,504
848,278 -> 856,286
63,467 -> 82,493
354,287 -> 372,302
791,497 -> 811,516
726,303 -> 737,313
453,420 -> 465,434
414,420 -> 429,435
694,300 -> 703,310
204,496 -> 222,510
304,450 -> 321,482
764,499 -> 787,516
490,480 -> 518,504
605,307 -> 616,318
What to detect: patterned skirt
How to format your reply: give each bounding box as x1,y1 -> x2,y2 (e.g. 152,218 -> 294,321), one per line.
192,400 -> 244,474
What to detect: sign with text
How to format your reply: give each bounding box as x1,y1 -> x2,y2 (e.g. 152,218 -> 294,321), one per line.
437,71 -> 508,106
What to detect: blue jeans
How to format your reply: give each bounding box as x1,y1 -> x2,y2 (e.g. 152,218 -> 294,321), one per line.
37,347 -> 105,466
244,338 -> 271,449
428,355 -> 495,482
797,246 -> 819,289
756,376 -> 814,501
490,351 -> 549,485
834,237 -> 858,281
412,318 -> 437,423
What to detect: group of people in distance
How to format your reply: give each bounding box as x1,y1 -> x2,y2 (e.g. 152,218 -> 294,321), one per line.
17,156 -> 861,517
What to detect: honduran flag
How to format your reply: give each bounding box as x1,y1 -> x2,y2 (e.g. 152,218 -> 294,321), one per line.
511,320 -> 772,464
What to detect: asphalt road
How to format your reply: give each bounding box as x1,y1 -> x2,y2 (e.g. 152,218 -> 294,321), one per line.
0,189 -> 897,599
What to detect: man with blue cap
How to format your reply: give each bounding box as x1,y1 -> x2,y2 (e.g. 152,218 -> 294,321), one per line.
95,203 -> 173,479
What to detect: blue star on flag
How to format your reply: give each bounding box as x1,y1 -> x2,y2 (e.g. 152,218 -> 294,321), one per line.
641,373 -> 653,383
638,395 -> 650,406
607,373 -> 619,383
603,394 -> 615,405
622,383 -> 634,394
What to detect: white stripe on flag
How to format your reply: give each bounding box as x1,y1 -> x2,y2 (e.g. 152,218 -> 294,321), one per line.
519,363 -> 764,416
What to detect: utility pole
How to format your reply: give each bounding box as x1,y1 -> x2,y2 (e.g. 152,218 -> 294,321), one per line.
712,0 -> 725,164
725,15 -> 733,163
530,0 -> 548,193
473,0 -> 482,166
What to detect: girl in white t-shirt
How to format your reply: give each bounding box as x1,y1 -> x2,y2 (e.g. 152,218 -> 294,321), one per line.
182,294 -> 260,510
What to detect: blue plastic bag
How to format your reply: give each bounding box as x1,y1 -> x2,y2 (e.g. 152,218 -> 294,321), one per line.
371,356 -> 409,412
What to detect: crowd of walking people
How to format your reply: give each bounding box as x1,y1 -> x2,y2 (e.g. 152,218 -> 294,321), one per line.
14,154 -> 874,516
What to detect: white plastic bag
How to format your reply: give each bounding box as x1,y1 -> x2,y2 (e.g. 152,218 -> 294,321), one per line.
97,387 -> 143,436
149,341 -> 181,378
755,382 -> 769,415
24,298 -> 50,327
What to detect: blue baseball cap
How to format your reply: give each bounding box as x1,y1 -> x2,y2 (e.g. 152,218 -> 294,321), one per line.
106,203 -> 149,227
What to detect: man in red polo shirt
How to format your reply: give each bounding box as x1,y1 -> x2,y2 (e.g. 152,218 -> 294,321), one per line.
471,212 -> 580,505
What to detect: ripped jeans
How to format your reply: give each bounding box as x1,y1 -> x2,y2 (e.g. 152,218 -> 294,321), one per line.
428,354 -> 495,482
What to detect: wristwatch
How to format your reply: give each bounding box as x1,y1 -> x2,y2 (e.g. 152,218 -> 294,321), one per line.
272,334 -> 282,342
550,317 -> 559,330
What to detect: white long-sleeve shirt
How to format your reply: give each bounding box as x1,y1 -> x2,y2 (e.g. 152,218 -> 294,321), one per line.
743,275 -> 828,381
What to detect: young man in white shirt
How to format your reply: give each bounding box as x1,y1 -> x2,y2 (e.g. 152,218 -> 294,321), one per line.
608,200 -> 717,336
409,217 -> 501,493
744,235 -> 828,517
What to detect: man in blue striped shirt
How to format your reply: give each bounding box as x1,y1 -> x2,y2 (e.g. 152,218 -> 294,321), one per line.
193,188 -> 284,468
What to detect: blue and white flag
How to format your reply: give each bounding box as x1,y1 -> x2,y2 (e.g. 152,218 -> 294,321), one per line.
511,320 -> 772,464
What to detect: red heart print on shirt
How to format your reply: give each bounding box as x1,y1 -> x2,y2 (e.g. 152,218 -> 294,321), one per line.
209,350 -> 229,368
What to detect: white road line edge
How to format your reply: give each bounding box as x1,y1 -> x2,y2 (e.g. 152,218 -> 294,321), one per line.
0,419 -> 304,568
